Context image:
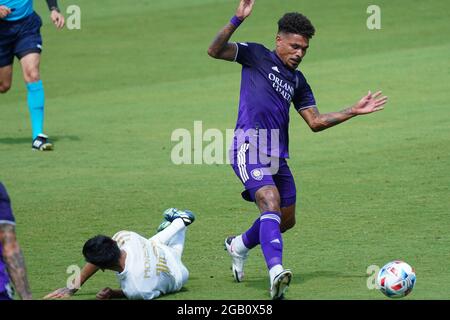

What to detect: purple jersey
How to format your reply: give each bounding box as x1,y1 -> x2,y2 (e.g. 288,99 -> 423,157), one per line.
233,42 -> 316,158
0,183 -> 15,294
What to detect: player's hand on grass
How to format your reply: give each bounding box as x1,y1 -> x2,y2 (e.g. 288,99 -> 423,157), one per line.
44,287 -> 77,299
352,91 -> 388,115
235,0 -> 255,20
96,287 -> 114,300
50,9 -> 65,29
0,6 -> 12,18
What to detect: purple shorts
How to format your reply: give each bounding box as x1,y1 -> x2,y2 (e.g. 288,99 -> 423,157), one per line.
0,288 -> 13,300
230,143 -> 297,208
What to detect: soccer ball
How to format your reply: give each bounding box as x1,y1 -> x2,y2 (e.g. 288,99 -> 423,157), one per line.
377,260 -> 416,298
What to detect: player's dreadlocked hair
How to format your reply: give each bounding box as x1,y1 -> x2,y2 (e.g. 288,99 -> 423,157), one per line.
83,235 -> 121,269
278,12 -> 315,39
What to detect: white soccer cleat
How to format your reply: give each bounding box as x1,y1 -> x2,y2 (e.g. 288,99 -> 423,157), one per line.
270,269 -> 292,300
224,236 -> 248,282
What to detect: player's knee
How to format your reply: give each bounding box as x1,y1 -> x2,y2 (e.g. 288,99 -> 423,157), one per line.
256,189 -> 281,212
0,83 -> 11,93
24,70 -> 40,83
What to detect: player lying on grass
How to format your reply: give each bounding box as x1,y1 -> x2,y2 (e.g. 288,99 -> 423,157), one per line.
45,208 -> 195,300
208,0 -> 388,299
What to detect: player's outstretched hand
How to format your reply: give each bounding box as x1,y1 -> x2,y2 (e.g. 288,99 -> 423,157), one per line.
0,6 -> 12,19
44,287 -> 77,299
352,91 -> 388,115
236,0 -> 255,20
96,287 -> 114,300
50,10 -> 65,29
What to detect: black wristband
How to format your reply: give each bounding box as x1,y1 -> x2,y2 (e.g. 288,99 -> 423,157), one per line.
46,0 -> 60,12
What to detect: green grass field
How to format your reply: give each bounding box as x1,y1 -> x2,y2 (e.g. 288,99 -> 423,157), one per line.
1,0 -> 449,300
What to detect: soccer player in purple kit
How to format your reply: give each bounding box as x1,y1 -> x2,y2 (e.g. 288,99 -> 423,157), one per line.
0,182 -> 32,300
0,0 -> 65,151
208,0 -> 388,299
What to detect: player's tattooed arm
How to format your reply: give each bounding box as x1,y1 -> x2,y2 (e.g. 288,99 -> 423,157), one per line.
300,106 -> 355,132
0,224 -> 32,300
299,91 -> 388,132
207,23 -> 238,61
207,0 -> 255,61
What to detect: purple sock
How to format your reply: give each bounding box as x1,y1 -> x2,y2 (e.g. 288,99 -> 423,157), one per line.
242,218 -> 260,249
259,211 -> 283,269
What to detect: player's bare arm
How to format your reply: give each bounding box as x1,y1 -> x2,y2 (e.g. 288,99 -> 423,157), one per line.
207,0 -> 255,60
0,6 -> 12,19
44,262 -> 99,299
300,91 -> 388,132
0,224 -> 32,300
46,0 -> 65,29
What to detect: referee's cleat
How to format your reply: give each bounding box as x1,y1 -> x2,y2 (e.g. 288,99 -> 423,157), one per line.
224,236 -> 248,282
32,134 -> 53,151
162,208 -> 196,226
270,269 -> 292,300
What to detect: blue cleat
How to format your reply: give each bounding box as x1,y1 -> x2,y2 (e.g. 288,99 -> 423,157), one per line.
156,220 -> 172,233
163,208 -> 196,226
156,208 -> 196,232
